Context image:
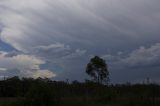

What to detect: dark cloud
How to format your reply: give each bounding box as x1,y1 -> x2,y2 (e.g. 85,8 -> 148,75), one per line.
121,43 -> 160,68
0,0 -> 160,83
4,51 -> 19,57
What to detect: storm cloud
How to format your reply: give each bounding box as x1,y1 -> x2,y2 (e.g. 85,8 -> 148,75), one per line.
0,0 -> 160,83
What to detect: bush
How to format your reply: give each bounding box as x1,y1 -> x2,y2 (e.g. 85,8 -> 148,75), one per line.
24,82 -> 57,106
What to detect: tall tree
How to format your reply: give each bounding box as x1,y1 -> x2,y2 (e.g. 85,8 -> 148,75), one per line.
86,56 -> 109,84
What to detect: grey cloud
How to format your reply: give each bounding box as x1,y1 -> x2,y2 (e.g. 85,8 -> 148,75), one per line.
122,43 -> 160,68
103,43 -> 160,69
1,0 -> 160,53
4,51 -> 19,57
0,0 -> 160,82
33,43 -> 86,63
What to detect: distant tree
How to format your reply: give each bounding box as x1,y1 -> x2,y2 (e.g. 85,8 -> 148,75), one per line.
86,56 -> 109,84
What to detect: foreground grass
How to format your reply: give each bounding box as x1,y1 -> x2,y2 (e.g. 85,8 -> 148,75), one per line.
0,97 -> 24,106
0,77 -> 160,106
0,95 -> 160,106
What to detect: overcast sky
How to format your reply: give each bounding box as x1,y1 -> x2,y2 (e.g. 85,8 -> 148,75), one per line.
0,0 -> 160,83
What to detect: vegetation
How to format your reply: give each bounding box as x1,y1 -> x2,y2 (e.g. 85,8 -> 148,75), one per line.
0,77 -> 160,106
86,56 -> 109,84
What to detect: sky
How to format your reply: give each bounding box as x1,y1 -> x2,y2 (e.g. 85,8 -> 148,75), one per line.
0,0 -> 160,83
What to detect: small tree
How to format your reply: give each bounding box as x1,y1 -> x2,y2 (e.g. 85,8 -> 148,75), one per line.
86,56 -> 109,84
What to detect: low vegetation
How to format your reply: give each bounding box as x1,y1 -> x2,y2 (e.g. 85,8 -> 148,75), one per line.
0,77 -> 160,106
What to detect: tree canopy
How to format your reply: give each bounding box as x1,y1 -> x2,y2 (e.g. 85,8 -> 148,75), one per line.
86,56 -> 109,84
